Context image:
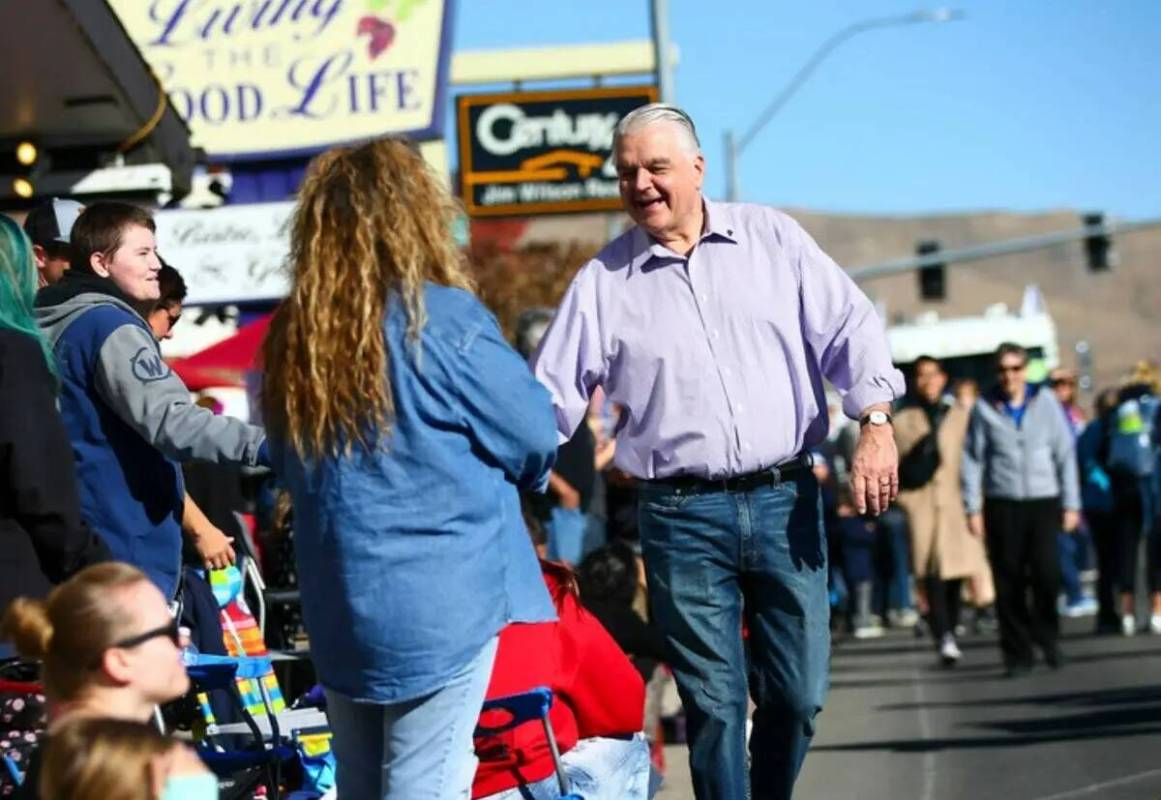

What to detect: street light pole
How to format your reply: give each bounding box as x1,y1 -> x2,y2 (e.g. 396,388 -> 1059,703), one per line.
724,8 -> 962,201
650,0 -> 675,102
724,130 -> 739,204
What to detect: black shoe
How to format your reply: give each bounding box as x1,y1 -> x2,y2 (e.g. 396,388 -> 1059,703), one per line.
1004,662 -> 1033,678
972,606 -> 998,635
1044,647 -> 1066,670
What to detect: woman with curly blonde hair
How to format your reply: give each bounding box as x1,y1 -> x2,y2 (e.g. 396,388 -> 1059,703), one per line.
261,138 -> 558,800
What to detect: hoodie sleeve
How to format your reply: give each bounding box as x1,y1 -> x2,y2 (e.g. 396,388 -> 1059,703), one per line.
93,322 -> 266,465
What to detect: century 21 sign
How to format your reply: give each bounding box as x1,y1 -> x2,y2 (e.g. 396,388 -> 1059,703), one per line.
109,0 -> 454,160
457,86 -> 658,218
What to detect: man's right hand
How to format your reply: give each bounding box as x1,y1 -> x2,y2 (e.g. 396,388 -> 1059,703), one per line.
968,513 -> 985,540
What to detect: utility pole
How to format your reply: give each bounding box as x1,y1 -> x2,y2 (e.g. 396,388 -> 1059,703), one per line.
724,9 -> 962,200
650,0 -> 674,102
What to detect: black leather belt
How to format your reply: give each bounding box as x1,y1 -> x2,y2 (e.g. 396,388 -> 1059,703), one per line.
647,456 -> 813,495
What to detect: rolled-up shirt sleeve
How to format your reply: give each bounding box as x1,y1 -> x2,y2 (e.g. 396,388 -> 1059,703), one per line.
791,219 -> 904,419
531,265 -> 607,443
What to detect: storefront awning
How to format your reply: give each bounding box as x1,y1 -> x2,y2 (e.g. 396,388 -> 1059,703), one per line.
170,315 -> 272,391
0,0 -> 195,199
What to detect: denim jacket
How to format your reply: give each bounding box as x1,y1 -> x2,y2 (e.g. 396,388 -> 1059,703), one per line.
272,285 -> 558,703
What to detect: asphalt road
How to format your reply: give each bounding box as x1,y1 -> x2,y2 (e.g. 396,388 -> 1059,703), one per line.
659,617 -> 1161,799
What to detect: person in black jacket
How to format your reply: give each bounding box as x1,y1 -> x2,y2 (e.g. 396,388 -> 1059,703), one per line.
578,542 -> 669,681
0,214 -> 109,641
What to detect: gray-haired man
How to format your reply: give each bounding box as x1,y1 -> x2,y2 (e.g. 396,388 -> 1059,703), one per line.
533,104 -> 904,799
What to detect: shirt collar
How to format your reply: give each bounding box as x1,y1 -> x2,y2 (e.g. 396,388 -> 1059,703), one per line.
628,197 -> 739,273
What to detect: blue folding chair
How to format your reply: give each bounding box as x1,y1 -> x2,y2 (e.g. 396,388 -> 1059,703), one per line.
186,654 -> 310,799
475,686 -> 582,800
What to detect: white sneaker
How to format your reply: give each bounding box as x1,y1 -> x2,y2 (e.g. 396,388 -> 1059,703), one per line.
1150,615 -> 1161,635
940,634 -> 962,666
1122,614 -> 1137,636
853,621 -> 885,639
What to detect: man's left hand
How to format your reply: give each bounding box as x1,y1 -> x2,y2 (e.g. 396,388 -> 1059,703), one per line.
850,421 -> 899,516
1062,509 -> 1081,533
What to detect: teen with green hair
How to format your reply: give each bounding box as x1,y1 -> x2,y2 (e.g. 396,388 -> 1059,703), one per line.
0,214 -> 109,638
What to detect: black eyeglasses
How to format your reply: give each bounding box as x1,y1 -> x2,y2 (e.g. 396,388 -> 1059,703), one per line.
997,363 -> 1026,374
112,619 -> 181,652
91,619 -> 182,670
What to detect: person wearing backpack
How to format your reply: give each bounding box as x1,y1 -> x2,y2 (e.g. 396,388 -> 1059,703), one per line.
895,356 -> 987,666
1102,362 -> 1161,636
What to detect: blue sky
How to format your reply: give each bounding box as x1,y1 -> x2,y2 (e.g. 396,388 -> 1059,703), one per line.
451,1 -> 1160,219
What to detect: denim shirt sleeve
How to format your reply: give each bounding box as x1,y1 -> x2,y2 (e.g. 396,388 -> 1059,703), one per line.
448,305 -> 559,493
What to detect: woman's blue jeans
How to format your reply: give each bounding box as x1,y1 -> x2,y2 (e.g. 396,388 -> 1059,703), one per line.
324,637 -> 499,800
637,472 -> 830,800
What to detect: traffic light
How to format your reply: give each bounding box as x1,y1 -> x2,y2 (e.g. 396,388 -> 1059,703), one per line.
1082,212 -> 1114,272
916,239 -> 945,301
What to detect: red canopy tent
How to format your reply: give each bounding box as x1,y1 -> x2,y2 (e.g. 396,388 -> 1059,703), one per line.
169,314 -> 272,391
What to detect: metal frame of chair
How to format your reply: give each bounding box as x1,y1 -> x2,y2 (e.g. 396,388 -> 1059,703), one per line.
475,686 -> 583,800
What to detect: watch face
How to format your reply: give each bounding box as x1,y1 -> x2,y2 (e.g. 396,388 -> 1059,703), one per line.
868,411 -> 889,425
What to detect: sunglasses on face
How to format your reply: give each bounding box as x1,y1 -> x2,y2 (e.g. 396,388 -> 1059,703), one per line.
997,363 -> 1026,374
92,620 -> 182,669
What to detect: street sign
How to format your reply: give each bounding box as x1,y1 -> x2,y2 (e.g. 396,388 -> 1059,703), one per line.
457,85 -> 657,217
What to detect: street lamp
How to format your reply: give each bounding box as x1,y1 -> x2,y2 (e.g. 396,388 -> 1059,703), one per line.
723,8 -> 964,201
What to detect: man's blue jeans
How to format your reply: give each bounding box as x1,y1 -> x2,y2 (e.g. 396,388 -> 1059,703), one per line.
324,637 -> 499,800
638,472 -> 830,800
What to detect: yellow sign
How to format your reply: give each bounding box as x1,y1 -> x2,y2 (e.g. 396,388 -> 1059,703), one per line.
109,0 -> 454,160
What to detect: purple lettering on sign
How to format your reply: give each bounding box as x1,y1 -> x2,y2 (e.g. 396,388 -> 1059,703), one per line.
147,0 -> 344,47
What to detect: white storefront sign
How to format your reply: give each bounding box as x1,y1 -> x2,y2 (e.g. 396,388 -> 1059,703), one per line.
154,202 -> 293,304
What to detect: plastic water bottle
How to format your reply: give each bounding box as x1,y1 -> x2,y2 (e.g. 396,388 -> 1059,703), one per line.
179,626 -> 199,667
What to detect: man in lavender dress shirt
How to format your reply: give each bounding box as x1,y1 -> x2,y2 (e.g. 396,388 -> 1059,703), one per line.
532,104 -> 904,800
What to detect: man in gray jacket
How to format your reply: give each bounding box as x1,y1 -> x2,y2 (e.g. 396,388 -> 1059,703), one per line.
962,342 -> 1081,676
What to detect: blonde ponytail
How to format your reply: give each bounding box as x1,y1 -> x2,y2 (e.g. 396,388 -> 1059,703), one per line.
0,596 -> 54,659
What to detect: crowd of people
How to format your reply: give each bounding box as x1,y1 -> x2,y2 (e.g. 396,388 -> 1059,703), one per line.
0,98 -> 1157,800
821,347 -> 1161,677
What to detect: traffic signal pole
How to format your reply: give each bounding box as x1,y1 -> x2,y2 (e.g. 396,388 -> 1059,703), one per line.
847,216 -> 1161,283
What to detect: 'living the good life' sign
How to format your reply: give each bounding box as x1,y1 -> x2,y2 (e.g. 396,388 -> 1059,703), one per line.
109,0 -> 454,160
457,86 -> 658,217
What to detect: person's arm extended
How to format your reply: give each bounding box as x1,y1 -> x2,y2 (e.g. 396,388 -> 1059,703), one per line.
93,322 -> 266,465
182,493 -> 235,570
0,333 -> 110,581
531,266 -> 607,443
451,305 -> 559,492
547,471 -> 580,510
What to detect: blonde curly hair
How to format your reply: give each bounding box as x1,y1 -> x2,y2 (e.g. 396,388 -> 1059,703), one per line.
262,138 -> 474,457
